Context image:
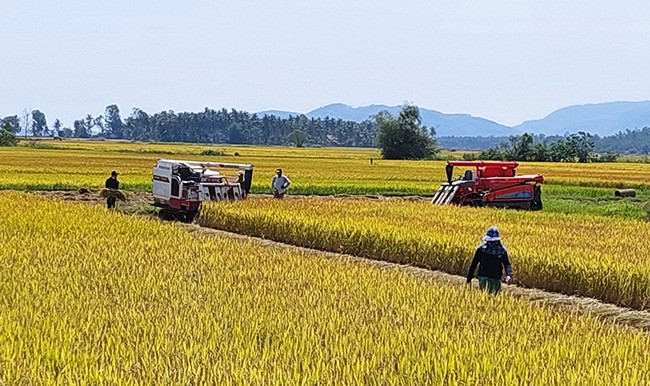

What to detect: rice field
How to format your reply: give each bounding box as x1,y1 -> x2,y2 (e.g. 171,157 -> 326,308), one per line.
199,197 -> 650,310
0,191 -> 649,384
4,139 -> 650,191
0,142 -> 439,195
2,139 -> 650,219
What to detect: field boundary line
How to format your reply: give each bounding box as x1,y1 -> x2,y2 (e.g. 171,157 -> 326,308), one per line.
181,223 -> 650,333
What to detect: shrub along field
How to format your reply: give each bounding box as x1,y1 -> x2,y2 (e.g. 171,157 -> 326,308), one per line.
199,197 -> 650,310
1,192 -> 649,384
2,139 -> 650,219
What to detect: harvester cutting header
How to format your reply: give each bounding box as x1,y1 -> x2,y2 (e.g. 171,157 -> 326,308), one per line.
431,161 -> 543,210
152,159 -> 253,222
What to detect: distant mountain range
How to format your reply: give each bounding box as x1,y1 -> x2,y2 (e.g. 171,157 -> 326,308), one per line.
258,103 -> 513,137
512,101 -> 650,136
258,101 -> 650,137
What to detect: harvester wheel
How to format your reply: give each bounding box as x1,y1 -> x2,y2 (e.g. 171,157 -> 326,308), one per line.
183,211 -> 198,223
158,208 -> 196,223
461,193 -> 483,207
158,208 -> 177,221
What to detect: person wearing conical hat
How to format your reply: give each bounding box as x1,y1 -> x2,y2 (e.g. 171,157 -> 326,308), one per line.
466,226 -> 512,295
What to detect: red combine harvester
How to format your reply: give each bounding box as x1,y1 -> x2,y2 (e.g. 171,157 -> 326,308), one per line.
431,161 -> 544,210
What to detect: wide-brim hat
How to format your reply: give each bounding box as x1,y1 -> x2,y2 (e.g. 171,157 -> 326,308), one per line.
482,226 -> 501,242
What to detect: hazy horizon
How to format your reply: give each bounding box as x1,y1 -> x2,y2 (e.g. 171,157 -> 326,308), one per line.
2,0 -> 650,128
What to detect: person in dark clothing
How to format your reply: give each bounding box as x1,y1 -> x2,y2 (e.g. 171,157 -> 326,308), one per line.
105,171 -> 119,209
466,226 -> 512,295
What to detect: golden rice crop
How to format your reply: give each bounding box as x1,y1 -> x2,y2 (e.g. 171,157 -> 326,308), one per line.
3,140 -> 650,195
517,161 -> 650,189
1,192 -> 650,384
200,197 -> 650,310
0,144 -> 439,195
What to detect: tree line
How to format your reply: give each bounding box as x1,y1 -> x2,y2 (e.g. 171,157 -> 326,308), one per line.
1,106 -> 377,147
1,104 -> 439,160
468,132 -> 618,163
595,127 -> 650,155
440,128 -> 650,156
2,105 -> 649,160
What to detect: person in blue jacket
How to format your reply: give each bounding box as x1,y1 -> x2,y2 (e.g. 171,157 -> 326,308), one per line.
466,226 -> 512,295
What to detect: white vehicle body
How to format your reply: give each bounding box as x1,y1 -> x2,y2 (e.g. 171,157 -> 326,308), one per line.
152,159 -> 253,221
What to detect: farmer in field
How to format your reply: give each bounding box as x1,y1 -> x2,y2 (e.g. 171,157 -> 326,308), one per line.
237,171 -> 247,198
466,226 -> 512,295
105,171 -> 120,209
271,168 -> 291,199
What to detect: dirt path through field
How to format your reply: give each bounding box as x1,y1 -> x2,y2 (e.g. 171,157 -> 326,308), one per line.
183,223 -> 650,333
30,189 -> 650,332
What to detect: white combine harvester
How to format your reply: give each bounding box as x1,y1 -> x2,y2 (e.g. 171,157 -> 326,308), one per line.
152,159 -> 253,222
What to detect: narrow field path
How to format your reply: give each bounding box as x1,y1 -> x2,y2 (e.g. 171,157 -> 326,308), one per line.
182,223 -> 650,333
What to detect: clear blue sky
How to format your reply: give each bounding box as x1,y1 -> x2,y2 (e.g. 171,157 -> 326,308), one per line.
2,0 -> 650,127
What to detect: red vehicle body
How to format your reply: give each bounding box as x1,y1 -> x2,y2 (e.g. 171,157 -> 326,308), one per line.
431,161 -> 544,210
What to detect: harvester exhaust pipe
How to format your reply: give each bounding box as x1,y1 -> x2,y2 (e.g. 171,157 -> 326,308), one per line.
445,164 -> 453,184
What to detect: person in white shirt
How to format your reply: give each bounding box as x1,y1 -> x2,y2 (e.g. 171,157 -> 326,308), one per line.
271,168 -> 291,199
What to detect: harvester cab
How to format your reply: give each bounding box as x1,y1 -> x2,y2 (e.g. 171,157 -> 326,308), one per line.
432,161 -> 543,210
152,159 -> 253,222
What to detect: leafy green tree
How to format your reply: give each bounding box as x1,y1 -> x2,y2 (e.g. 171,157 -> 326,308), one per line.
124,108 -> 154,141
104,105 -> 124,138
479,147 -> 506,160
93,115 -> 104,136
288,130 -> 307,147
228,125 -> 244,143
480,131 -> 595,163
1,115 -> 20,133
73,119 -> 90,138
84,114 -> 95,135
60,127 -> 73,138
595,127 -> 650,154
566,131 -> 594,163
0,129 -> 18,146
506,133 -> 535,161
376,105 -> 437,160
31,109 -> 48,136
53,119 -> 62,137
532,142 -> 549,162
548,140 -> 570,162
